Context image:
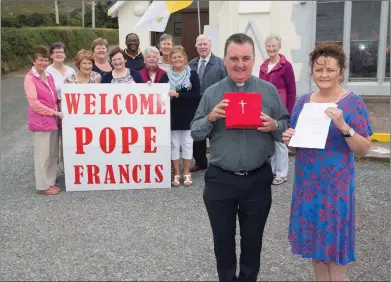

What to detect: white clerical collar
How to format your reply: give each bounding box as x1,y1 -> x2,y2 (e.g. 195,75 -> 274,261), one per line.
236,82 -> 245,86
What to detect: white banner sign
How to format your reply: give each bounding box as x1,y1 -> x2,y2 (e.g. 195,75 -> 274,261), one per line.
61,84 -> 171,191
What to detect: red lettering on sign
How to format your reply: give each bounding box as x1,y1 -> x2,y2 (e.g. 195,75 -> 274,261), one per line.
99,127 -> 116,154
143,127 -> 157,153
144,164 -> 151,183
132,165 -> 142,183
84,93 -> 96,115
155,164 -> 164,183
113,94 -> 122,115
121,127 -> 139,153
99,93 -> 113,115
87,165 -> 100,184
73,164 -> 164,184
66,93 -> 169,115
140,94 -> 154,114
156,94 -> 167,115
75,127 -> 93,154
125,94 -> 138,114
104,165 -> 115,184
118,164 -> 130,184
74,165 -> 84,184
65,93 -> 80,114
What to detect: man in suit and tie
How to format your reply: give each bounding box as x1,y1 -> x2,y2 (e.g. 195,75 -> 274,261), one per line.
189,34 -> 228,172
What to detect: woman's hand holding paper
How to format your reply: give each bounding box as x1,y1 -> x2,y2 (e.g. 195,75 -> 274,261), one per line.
282,128 -> 296,145
324,107 -> 350,134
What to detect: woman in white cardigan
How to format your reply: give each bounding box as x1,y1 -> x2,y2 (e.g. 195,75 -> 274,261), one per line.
46,42 -> 75,169
46,42 -> 75,98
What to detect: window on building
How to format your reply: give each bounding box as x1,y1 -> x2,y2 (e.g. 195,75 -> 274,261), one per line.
315,1 -> 344,46
385,9 -> 390,79
349,1 -> 382,80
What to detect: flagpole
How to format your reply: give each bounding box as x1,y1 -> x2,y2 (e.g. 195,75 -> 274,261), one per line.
197,0 -> 201,35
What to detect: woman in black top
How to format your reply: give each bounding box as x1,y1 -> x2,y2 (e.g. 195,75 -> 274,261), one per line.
167,46 -> 201,187
100,47 -> 143,83
90,38 -> 113,79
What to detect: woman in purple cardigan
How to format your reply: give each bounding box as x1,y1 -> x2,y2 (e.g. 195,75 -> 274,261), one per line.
259,35 -> 296,185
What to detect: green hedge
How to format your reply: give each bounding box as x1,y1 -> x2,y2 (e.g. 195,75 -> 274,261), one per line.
1,27 -> 119,73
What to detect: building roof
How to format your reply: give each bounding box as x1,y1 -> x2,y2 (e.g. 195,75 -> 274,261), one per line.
107,0 -> 125,18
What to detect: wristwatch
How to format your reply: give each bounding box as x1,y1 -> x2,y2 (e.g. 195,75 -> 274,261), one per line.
343,127 -> 355,137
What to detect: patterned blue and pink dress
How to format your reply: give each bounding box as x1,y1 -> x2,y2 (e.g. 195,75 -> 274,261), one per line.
288,92 -> 373,265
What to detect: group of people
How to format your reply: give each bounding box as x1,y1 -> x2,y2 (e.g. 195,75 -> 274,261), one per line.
24,31 -> 373,282
24,33 -> 216,194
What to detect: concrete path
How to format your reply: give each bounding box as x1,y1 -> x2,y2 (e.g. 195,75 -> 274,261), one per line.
1,69 -> 390,281
367,142 -> 390,162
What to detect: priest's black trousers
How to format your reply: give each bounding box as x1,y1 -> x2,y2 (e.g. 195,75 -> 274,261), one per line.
193,139 -> 208,168
203,162 -> 273,282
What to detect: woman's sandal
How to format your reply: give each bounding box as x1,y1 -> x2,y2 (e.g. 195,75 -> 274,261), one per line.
172,175 -> 181,187
38,186 -> 60,195
183,174 -> 192,187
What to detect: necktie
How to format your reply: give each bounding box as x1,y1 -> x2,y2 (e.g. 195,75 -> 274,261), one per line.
198,59 -> 206,81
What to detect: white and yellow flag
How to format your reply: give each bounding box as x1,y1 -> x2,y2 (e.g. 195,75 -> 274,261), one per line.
135,1 -> 193,32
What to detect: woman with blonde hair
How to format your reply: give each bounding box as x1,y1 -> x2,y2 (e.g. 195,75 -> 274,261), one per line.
64,49 -> 101,84
167,46 -> 200,187
91,37 -> 112,78
24,45 -> 63,195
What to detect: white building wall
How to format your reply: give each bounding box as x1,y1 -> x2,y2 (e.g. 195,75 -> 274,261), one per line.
117,1 -> 151,50
116,1 -> 388,96
210,1 -> 310,94
210,2 -> 300,77
270,1 -> 303,88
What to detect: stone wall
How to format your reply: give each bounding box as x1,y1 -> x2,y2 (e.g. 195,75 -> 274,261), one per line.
363,96 -> 390,133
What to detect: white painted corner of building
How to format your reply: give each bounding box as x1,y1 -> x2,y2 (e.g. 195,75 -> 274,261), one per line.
238,1 -> 271,14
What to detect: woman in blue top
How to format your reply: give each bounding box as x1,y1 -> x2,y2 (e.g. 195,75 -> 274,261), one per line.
282,43 -> 372,281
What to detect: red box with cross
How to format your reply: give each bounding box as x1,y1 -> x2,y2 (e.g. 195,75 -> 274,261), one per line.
223,92 -> 263,129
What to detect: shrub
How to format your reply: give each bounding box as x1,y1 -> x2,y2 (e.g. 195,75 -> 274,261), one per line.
1,27 -> 119,73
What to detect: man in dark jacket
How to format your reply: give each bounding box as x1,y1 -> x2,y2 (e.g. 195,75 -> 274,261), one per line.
124,33 -> 145,71
189,34 -> 228,172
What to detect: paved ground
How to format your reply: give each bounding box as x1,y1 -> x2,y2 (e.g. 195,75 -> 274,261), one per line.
1,72 -> 390,281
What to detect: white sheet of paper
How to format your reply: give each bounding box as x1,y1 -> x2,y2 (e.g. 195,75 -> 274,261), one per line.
289,102 -> 337,149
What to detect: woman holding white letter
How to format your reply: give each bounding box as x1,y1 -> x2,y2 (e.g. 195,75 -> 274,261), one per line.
282,43 -> 372,281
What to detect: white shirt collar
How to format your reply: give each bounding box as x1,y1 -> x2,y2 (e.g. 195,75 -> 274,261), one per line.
31,66 -> 50,78
199,53 -> 212,65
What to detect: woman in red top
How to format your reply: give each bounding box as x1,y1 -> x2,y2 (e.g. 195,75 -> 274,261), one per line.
139,46 -> 169,84
259,35 -> 297,185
